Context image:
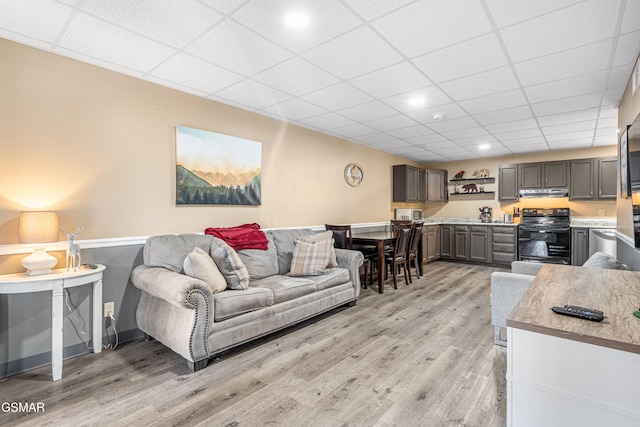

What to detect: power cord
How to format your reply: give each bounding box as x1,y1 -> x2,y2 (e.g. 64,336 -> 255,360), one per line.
64,289 -> 119,351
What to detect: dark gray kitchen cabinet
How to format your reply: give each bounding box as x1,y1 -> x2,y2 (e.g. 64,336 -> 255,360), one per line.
440,225 -> 454,259
570,158 -> 596,200
490,226 -> 517,265
597,157 -> 617,199
571,227 -> 589,266
469,225 -> 489,262
498,164 -> 519,201
454,226 -> 469,260
393,164 -> 426,202
426,169 -> 448,202
520,161 -> 568,189
423,224 -> 440,262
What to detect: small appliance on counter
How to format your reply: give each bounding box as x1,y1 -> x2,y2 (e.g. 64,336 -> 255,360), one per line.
395,208 -> 423,221
478,206 -> 492,223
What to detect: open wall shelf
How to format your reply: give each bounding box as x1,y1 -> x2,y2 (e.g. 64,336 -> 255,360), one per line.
449,191 -> 495,201
449,177 -> 495,184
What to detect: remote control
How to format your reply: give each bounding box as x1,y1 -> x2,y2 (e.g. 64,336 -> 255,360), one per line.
551,305 -> 604,322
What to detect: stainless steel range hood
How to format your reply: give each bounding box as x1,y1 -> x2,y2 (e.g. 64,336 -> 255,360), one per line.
519,188 -> 569,198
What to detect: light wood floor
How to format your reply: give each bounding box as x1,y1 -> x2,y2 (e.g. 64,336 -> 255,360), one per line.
0,261 -> 508,427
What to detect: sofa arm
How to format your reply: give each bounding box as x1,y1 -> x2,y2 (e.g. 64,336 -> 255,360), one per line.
511,261 -> 544,276
335,248 -> 364,290
131,265 -> 214,309
490,272 -> 535,328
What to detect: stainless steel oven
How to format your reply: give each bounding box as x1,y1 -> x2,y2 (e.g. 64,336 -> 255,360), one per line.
518,208 -> 571,265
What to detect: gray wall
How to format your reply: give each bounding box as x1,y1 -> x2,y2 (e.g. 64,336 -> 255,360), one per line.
0,245 -> 144,378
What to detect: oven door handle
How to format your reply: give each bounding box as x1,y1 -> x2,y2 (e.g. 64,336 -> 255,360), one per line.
519,226 -> 571,232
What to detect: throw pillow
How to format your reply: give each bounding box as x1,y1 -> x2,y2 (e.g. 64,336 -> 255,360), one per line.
183,247 -> 227,293
210,238 -> 250,290
290,234 -> 333,276
582,251 -> 628,270
305,231 -> 338,268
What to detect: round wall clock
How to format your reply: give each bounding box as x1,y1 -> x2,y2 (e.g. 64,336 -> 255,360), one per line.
344,163 -> 363,186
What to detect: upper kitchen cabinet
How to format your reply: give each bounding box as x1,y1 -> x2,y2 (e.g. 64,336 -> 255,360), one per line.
393,165 -> 447,202
426,169 -> 448,202
520,161 -> 568,189
569,157 -> 617,200
498,164 -> 519,201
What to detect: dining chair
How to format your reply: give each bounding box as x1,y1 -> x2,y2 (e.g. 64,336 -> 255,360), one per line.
384,223 -> 412,289
325,224 -> 376,288
406,222 -> 423,282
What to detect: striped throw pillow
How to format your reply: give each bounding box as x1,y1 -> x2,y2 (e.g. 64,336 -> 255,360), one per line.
289,233 -> 333,276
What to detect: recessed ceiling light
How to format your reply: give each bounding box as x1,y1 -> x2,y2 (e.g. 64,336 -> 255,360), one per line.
408,96 -> 426,107
285,12 -> 309,28
478,144 -> 490,150
432,112 -> 444,120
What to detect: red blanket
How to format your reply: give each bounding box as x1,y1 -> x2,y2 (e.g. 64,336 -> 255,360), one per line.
204,223 -> 268,251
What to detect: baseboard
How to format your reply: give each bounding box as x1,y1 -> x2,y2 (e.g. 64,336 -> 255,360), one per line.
0,328 -> 144,379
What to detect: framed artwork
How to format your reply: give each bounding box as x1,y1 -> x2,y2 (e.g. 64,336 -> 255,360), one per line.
620,125 -> 631,198
176,126 -> 262,205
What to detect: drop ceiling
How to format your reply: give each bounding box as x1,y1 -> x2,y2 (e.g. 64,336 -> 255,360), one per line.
2,0 -> 640,163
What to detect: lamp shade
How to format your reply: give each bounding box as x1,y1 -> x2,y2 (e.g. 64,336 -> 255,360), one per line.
19,211 -> 59,244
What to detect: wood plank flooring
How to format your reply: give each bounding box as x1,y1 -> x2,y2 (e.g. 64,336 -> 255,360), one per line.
0,261 -> 508,427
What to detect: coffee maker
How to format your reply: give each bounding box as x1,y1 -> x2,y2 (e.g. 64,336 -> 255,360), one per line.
478,206 -> 492,223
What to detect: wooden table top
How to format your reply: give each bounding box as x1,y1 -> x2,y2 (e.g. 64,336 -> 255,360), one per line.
506,264 -> 640,354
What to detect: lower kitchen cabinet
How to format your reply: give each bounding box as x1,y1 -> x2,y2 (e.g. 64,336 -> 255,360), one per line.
440,225 -> 454,259
469,226 -> 489,262
422,224 -> 440,262
571,227 -> 589,266
454,226 -> 469,260
491,226 -> 517,265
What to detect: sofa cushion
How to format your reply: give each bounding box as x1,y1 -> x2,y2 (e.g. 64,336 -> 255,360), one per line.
270,228 -> 316,274
210,238 -> 250,290
306,231 -> 338,267
308,267 -> 351,291
582,251 -> 628,270
290,236 -> 332,276
237,232 -> 279,280
213,287 -> 274,321
250,275 -> 316,304
183,247 -> 227,293
144,234 -> 214,272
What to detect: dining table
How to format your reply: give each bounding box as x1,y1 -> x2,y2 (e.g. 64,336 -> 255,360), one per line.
351,230 -> 395,294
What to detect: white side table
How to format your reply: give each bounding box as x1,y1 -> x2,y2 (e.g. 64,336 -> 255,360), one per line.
0,264 -> 105,381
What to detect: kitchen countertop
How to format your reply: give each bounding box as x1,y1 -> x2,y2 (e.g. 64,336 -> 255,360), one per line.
570,218 -> 616,228
422,217 -> 518,226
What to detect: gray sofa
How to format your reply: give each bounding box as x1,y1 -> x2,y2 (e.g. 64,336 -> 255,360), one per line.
131,228 -> 364,371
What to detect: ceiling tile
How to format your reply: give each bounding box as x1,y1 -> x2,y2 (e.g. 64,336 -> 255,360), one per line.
199,0 -> 246,14
547,139 -> 594,149
613,30 -> 640,67
405,134 -> 450,145
537,108 -> 599,126
531,92 -> 603,116
474,105 -> 534,125
372,0 -> 493,57
230,0 -> 361,53
349,61 -> 432,99
546,130 -> 594,142
440,66 -> 520,101
515,39 -> 613,86
79,0 -> 222,48
412,33 -> 509,83
542,120 -> 596,136
58,12 -> 177,72
524,71 -> 608,104
426,116 -> 479,133
296,112 -> 357,130
485,118 -> 539,133
459,89 -> 528,114
509,143 -> 551,153
331,123 -> 378,138
500,136 -> 547,146
441,126 -> 489,140
337,101 -> 399,122
365,114 -> 420,132
485,0 -> 583,28
301,82 -> 373,110
406,103 -> 469,124
0,0 -> 73,43
382,86 -> 452,113
621,0 -> 640,33
303,26 -> 403,79
259,98 -> 328,121
341,0 -> 415,20
150,53 -> 244,93
386,125 -> 434,139
185,20 -> 293,76
369,140 -> 413,150
500,0 -> 621,62
352,133 -> 397,144
144,75 -> 209,97
253,57 -> 339,96
495,128 -> 543,141
213,79 -> 292,109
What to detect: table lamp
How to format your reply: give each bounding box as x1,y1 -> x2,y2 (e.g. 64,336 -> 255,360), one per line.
19,211 -> 59,276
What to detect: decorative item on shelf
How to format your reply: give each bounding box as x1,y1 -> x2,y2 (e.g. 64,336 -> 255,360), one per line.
478,183 -> 485,192
454,183 -> 461,193
61,226 -> 84,271
344,163 -> 363,187
473,168 -> 490,178
19,211 -> 59,276
462,183 -> 478,193
454,170 -> 465,179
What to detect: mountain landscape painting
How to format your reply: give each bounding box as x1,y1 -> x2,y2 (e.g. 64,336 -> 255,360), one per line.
176,126 -> 262,205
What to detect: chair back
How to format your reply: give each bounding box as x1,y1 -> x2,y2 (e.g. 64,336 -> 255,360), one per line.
393,224 -> 412,256
408,222 -> 423,256
391,219 -> 412,234
324,224 -> 352,249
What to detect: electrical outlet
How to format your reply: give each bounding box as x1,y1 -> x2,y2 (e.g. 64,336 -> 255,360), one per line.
104,301 -> 114,318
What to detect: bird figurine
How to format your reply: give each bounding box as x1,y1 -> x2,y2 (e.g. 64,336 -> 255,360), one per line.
454,170 -> 465,180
